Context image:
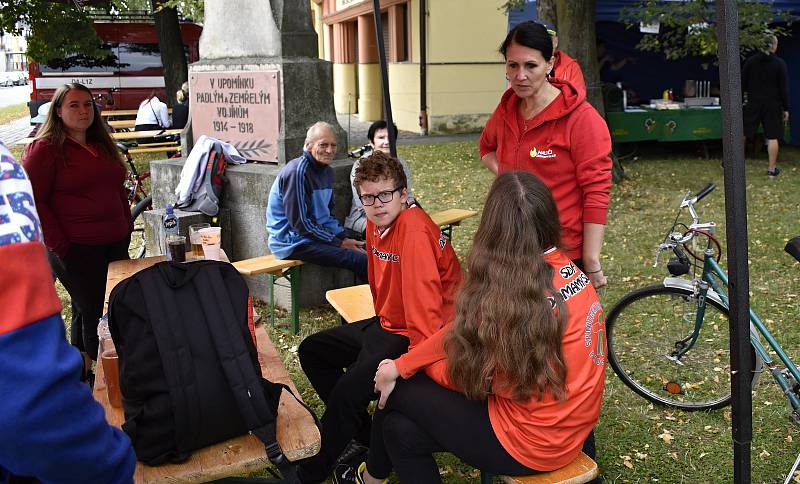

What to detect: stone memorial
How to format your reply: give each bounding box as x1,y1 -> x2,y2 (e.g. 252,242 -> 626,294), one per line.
145,0 -> 356,309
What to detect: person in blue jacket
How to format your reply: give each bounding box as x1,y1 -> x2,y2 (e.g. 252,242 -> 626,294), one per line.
0,141 -> 136,484
266,121 -> 367,281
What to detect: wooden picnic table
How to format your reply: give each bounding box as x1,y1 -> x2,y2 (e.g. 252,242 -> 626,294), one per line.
15,129 -> 183,147
112,128 -> 182,141
101,108 -> 172,118
97,255 -> 321,483
108,119 -> 136,130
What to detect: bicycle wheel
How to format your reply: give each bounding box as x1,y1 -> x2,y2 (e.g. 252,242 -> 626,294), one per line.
129,195 -> 152,259
607,284 -> 744,410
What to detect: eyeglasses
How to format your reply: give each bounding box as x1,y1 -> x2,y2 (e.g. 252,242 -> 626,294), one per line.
359,187 -> 403,206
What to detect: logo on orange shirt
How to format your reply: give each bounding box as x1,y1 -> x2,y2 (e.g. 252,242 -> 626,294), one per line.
371,246 -> 400,262
584,301 -> 606,367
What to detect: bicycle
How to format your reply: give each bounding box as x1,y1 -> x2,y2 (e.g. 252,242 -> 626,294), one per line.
117,142 -> 152,259
606,182 -> 800,419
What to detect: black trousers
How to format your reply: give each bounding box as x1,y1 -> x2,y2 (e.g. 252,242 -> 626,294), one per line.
297,317 -> 408,483
48,237 -> 130,360
366,374 -> 537,483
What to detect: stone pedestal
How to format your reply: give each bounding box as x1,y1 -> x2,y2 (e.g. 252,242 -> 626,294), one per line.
147,156 -> 356,308
143,0 -> 360,309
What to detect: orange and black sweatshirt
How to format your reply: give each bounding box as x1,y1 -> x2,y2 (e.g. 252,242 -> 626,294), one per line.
366,205 -> 463,350
394,248 -> 606,472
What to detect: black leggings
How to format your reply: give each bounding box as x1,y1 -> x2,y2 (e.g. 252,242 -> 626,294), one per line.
48,237 -> 130,360
367,374 -> 538,483
297,317 -> 409,483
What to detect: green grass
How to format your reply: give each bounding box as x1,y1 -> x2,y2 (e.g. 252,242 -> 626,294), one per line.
50,141 -> 800,483
0,102 -> 29,125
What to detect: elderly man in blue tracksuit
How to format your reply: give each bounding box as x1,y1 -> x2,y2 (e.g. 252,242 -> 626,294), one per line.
266,121 -> 367,281
0,141 -> 136,484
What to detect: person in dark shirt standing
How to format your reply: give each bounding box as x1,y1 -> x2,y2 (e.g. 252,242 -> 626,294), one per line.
742,34 -> 789,177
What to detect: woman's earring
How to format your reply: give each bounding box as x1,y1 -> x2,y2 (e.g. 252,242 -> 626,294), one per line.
505,75 -> 510,81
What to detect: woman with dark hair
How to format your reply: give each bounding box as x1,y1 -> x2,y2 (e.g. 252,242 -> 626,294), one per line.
479,20 -> 612,289
359,172 -> 605,484
23,82 -> 132,361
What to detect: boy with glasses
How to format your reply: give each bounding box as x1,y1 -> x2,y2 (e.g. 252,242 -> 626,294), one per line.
296,151 -> 462,483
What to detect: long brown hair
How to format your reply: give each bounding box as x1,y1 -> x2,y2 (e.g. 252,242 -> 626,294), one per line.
444,171 -> 568,402
34,83 -> 123,167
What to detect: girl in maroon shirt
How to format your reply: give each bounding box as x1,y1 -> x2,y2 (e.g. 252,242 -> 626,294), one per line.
23,82 -> 132,361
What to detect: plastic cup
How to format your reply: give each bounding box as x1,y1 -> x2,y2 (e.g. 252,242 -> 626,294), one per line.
101,349 -> 122,408
199,227 -> 222,261
189,223 -> 210,260
166,234 -> 187,262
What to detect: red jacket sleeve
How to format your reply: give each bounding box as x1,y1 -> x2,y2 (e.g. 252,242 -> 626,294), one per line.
568,105 -> 612,225
479,105 -> 503,159
398,228 -> 448,349
22,141 -> 70,257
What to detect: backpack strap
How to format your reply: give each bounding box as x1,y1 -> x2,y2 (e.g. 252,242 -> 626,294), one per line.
193,263 -> 301,483
136,262 -> 203,455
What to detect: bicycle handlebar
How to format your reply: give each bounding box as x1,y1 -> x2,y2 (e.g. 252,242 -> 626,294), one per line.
655,183 -> 718,267
681,182 -> 715,208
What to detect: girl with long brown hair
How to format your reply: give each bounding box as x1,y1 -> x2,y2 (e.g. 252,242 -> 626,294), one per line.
24,82 -> 132,363
365,172 -> 606,483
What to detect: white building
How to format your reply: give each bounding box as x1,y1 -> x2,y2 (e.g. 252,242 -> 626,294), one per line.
0,33 -> 27,73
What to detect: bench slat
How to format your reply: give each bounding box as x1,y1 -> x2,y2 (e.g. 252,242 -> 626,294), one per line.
503,453 -> 598,484
233,255 -> 304,276
430,208 -> 478,227
325,284 -> 375,324
128,145 -> 180,155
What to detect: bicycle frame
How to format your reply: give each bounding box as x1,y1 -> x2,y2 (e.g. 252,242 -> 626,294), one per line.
688,251 -> 800,418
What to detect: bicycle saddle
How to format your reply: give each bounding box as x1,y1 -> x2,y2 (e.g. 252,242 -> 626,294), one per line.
785,236 -> 800,263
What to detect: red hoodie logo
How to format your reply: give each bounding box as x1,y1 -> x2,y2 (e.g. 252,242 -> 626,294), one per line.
530,147 -> 556,159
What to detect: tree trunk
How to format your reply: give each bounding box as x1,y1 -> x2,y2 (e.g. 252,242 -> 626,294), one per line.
555,0 -> 625,182
537,0 -> 557,26
151,0 -> 187,107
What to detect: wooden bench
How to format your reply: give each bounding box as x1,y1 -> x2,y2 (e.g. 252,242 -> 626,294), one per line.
325,284 -> 374,324
484,453 -> 599,484
100,256 -> 320,483
324,286 -> 600,484
108,119 -> 137,130
430,208 -> 478,240
232,255 -> 304,334
101,108 -> 173,118
231,209 -> 476,333
128,145 -> 181,156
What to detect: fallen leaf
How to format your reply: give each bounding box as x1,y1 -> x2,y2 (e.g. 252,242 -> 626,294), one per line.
759,449 -> 771,459
658,430 -> 674,444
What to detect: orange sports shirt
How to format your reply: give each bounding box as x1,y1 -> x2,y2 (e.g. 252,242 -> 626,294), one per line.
366,205 -> 463,349
394,248 -> 606,471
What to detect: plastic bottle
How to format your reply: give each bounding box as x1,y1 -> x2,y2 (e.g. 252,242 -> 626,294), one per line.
162,204 -> 179,260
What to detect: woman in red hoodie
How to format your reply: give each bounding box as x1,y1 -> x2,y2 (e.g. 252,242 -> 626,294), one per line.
23,83 -> 131,362
362,172 -> 605,483
479,21 -> 612,289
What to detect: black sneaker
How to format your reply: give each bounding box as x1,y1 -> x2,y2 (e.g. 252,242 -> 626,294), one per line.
768,167 -> 782,177
332,440 -> 368,484
335,440 -> 368,465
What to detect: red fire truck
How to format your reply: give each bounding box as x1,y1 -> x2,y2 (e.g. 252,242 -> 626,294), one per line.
28,18 -> 202,115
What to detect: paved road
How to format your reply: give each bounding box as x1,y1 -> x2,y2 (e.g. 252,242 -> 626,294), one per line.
0,84 -> 31,110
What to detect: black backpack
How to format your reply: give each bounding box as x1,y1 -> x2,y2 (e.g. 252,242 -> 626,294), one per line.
107,260 -> 309,481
